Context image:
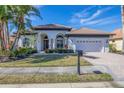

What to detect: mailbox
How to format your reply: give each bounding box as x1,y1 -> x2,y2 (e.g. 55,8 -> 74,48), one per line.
78,50 -> 83,56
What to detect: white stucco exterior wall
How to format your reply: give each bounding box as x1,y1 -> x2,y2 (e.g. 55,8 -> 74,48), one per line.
17,30 -> 109,53
34,30 -> 70,52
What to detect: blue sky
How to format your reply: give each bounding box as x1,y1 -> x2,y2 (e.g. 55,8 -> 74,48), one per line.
31,5 -> 122,32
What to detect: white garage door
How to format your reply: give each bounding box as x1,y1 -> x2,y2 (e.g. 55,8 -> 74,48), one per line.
76,40 -> 103,52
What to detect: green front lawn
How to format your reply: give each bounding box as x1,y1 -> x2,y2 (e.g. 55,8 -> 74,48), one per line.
0,73 -> 113,84
0,54 -> 91,67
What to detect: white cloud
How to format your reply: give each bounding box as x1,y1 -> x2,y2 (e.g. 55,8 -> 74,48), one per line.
74,6 -> 96,18
80,10 -> 102,23
80,6 -> 114,24
82,16 -> 119,26
69,6 -> 116,27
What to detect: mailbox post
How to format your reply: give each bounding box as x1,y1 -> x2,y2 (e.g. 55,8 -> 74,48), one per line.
77,50 -> 83,75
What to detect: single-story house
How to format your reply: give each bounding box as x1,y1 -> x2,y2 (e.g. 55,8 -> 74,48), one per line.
15,24 -> 111,53
109,29 -> 123,51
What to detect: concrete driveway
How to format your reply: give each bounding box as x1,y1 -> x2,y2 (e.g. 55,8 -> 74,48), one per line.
83,52 -> 124,81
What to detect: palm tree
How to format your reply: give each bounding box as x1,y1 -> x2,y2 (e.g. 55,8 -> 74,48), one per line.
121,5 -> 124,52
11,5 -> 41,50
0,5 -> 14,50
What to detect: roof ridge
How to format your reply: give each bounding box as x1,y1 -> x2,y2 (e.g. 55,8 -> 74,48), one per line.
32,24 -> 72,31
34,24 -> 71,27
72,27 -> 110,34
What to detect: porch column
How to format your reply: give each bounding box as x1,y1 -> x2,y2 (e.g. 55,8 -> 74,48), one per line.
53,38 -> 56,49
65,37 -> 68,49
36,33 -> 41,52
48,38 -> 52,49
48,38 -> 56,49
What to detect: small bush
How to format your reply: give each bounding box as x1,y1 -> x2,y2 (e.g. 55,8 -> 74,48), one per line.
0,50 -> 11,57
10,48 -> 37,58
109,44 -> 117,53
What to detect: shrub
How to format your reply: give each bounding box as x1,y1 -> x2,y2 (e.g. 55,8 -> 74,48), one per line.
31,48 -> 37,53
0,50 -> 11,57
10,48 -> 37,58
109,44 -> 117,53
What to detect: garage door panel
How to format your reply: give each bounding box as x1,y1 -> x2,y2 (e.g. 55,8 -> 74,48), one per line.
75,40 -> 103,52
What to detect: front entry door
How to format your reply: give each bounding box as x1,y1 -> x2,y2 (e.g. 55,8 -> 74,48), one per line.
43,40 -> 49,50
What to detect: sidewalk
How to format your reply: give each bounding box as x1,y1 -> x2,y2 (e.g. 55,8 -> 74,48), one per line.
0,66 -> 109,74
0,66 -> 117,88
0,82 -> 113,88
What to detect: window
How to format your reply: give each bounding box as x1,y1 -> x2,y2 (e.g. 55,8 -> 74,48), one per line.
56,35 -> 64,48
23,38 -> 30,47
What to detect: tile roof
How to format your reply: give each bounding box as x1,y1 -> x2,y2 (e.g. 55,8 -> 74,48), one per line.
67,28 -> 111,36
111,28 -> 123,39
32,24 -> 72,31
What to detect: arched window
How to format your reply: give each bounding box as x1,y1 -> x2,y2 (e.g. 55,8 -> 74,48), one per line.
43,35 -> 49,50
56,35 -> 64,48
23,38 -> 30,47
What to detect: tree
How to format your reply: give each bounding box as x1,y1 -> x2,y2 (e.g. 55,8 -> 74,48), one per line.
0,6 -> 14,50
11,5 -> 41,50
0,5 -> 41,51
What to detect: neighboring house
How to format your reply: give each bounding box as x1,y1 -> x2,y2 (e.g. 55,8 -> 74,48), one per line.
16,24 -> 111,53
10,33 -> 16,45
109,29 -> 123,51
18,32 -> 37,48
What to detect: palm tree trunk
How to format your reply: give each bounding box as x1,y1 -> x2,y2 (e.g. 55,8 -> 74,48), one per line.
0,20 -> 10,50
11,17 -> 24,50
11,30 -> 20,50
122,5 -> 124,52
7,21 -> 10,49
0,22 -> 6,50
2,21 -> 9,50
4,22 -> 9,50
0,30 -> 4,50
0,22 -> 4,50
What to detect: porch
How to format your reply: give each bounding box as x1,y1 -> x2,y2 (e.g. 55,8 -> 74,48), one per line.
36,32 -> 68,52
